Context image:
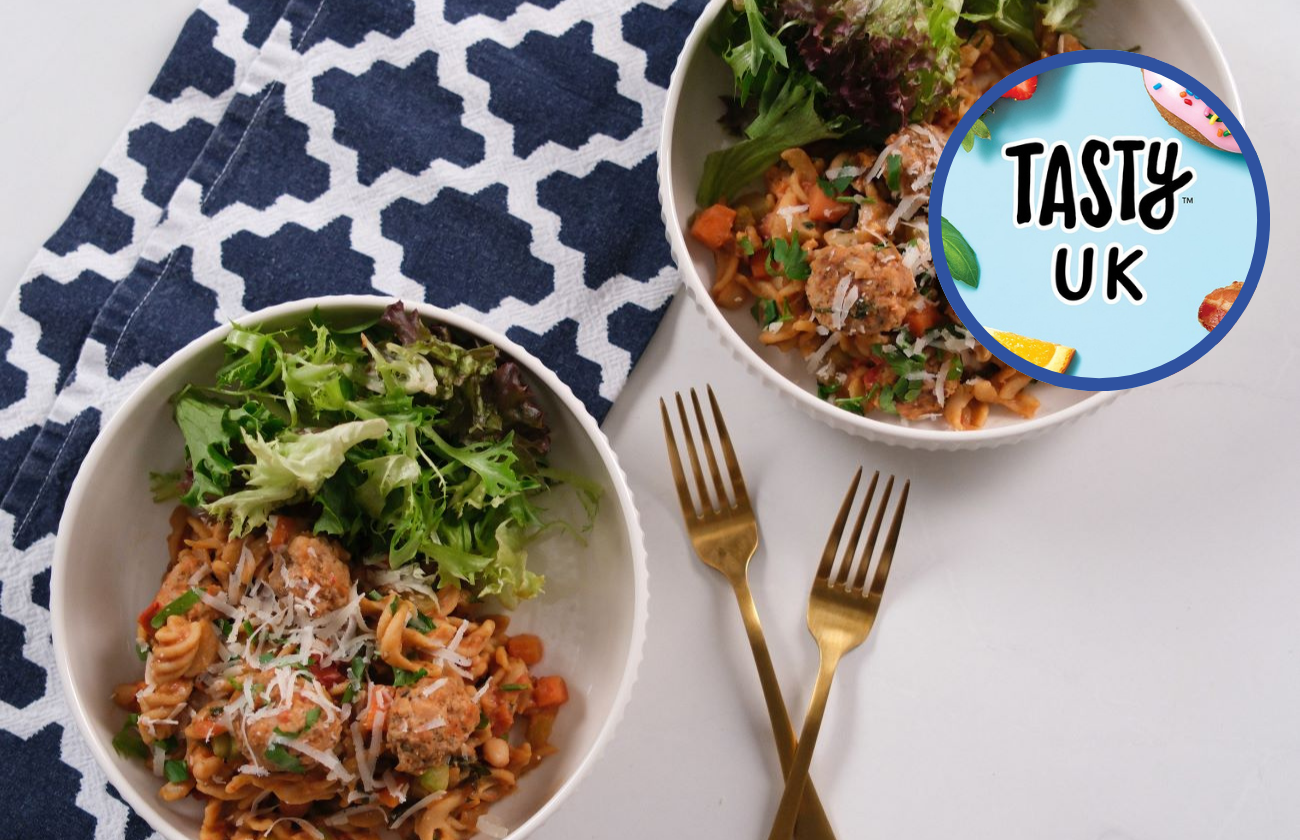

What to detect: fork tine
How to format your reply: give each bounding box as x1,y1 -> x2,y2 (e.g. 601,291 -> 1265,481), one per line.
866,479 -> 910,600
834,471 -> 879,588
674,392 -> 715,513
706,385 -> 750,508
852,475 -> 894,591
659,398 -> 699,521
816,467 -> 862,580
689,388 -> 731,509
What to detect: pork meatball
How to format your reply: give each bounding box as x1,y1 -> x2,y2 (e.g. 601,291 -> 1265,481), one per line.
385,675 -> 480,774
237,682 -> 343,770
271,534 -> 351,614
806,241 -> 918,335
879,125 -> 946,200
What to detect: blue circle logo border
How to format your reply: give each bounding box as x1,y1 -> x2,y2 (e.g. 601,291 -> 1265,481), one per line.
928,49 -> 1270,391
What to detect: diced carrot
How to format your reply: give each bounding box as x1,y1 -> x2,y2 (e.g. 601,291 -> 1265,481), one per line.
137,601 -> 161,632
689,203 -> 738,250
750,251 -> 769,279
268,516 -> 302,550
362,685 -> 393,730
533,676 -> 569,709
904,303 -> 944,338
375,787 -> 402,809
506,634 -> 544,666
807,183 -> 850,223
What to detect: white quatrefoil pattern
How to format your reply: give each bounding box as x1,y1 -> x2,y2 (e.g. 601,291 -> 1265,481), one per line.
0,0 -> 704,835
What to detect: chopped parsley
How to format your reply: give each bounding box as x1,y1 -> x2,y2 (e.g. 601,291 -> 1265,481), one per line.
501,683 -> 530,692
886,154 -> 903,193
366,589 -> 383,601
835,193 -> 878,206
877,386 -> 898,414
750,298 -> 793,329
135,642 -> 149,662
215,618 -> 233,639
163,759 -> 190,783
406,611 -> 436,634
765,234 -> 810,281
151,589 -> 201,628
264,744 -> 306,774
738,235 -> 755,256
393,667 -> 427,687
476,711 -> 490,730
817,173 -> 854,197
835,395 -> 867,414
111,715 -> 148,760
817,382 -> 841,400
388,598 -> 399,615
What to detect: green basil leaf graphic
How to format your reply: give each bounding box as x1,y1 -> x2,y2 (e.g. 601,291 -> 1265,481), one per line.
941,217 -> 980,289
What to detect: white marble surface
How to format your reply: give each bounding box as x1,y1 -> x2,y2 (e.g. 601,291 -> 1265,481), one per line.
3,2 -> 1300,838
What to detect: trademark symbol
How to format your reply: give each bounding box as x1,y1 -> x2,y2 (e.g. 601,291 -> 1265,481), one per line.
1182,196 -> 1194,205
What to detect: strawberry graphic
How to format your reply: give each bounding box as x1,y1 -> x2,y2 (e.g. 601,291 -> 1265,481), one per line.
1002,76 -> 1039,101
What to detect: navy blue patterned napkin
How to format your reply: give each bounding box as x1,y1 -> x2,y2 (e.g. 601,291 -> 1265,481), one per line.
0,0 -> 703,835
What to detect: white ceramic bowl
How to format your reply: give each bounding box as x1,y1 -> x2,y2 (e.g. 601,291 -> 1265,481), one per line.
51,296 -> 648,840
659,0 -> 1239,450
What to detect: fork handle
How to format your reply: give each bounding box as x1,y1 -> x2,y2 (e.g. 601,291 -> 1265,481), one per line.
766,650 -> 841,840
732,580 -> 838,840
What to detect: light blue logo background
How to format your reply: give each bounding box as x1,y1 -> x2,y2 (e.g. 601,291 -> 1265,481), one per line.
940,62 -> 1256,379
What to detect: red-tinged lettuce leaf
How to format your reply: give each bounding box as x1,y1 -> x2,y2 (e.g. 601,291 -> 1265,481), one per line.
489,361 -> 550,456
379,301 -> 433,346
774,0 -> 964,136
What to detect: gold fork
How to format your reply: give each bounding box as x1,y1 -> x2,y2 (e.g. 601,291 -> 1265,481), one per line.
660,387 -> 838,840
766,467 -> 910,840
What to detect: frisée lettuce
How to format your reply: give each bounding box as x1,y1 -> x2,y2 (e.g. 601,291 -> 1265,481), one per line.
155,303 -> 598,607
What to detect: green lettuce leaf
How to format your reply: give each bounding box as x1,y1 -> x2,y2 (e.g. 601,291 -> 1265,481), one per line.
356,453 -> 421,518
422,428 -> 528,498
1037,0 -> 1093,33
205,418 -> 388,534
961,0 -> 1038,55
477,521 -> 544,609
174,393 -> 235,507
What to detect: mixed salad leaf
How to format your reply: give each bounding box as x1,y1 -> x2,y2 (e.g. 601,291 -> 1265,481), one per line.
699,0 -> 1092,205
156,303 -> 598,607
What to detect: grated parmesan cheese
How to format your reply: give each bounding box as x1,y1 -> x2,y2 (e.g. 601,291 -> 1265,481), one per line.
935,360 -> 951,408
824,164 -> 863,180
776,204 -> 809,228
389,790 -> 447,830
886,194 -> 928,233
805,333 -> 841,374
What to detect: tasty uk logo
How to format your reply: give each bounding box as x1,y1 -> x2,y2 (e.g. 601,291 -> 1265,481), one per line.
1001,135 -> 1195,308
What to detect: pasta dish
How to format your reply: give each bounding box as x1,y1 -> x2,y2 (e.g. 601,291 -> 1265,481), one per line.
111,304 -> 596,839
691,0 -> 1093,429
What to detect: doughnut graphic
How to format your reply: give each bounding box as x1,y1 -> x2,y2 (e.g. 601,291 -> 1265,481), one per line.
1142,69 -> 1240,154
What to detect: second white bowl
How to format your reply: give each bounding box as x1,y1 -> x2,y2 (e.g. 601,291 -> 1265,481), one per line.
658,0 -> 1239,449
51,296 -> 648,840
